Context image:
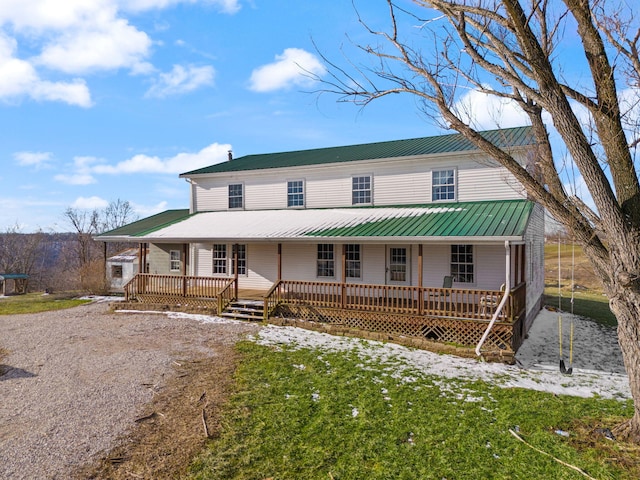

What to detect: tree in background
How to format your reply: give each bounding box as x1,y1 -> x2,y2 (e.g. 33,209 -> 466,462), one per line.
322,0 -> 640,440
63,199 -> 138,293
0,224 -> 47,292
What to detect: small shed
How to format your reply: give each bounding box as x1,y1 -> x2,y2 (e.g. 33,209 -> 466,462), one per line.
106,248 -> 140,293
0,274 -> 29,296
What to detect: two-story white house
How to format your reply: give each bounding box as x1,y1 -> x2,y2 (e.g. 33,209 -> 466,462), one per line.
99,126 -> 544,361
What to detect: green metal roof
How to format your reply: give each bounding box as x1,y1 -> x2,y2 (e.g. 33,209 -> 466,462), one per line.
304,200 -> 534,238
97,209 -> 191,238
181,126 -> 535,176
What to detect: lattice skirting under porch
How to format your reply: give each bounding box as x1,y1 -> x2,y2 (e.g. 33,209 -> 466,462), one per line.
134,294 -> 219,313
271,304 -> 520,363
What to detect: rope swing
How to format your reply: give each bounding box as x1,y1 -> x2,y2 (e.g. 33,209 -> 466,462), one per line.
558,238 -> 575,375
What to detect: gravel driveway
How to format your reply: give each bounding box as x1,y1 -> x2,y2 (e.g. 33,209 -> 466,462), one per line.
0,300 -> 259,480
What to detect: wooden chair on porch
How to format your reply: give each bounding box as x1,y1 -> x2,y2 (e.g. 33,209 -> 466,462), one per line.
431,275 -> 453,310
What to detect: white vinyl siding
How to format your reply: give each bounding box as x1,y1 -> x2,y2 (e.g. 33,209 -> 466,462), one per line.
188,153 -> 525,212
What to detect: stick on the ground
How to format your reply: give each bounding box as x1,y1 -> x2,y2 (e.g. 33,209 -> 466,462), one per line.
201,409 -> 210,438
508,429 -> 597,480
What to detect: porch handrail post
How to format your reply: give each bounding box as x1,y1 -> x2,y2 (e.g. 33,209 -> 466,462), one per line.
182,275 -> 187,297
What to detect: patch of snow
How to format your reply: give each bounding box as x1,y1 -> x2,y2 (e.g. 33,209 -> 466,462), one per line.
114,307 -> 630,401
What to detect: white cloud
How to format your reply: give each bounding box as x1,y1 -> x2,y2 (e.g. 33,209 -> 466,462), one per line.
131,200 -> 169,216
93,142 -> 231,174
145,64 -> 215,98
451,87 -> 532,130
71,196 -> 109,209
37,18 -> 152,74
120,0 -> 241,15
14,151 -> 53,168
249,48 -> 326,92
0,33 -> 92,106
0,0 -> 236,106
54,173 -> 96,185
53,155 -> 102,185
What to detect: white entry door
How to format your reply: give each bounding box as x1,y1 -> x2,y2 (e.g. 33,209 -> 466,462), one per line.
387,246 -> 410,285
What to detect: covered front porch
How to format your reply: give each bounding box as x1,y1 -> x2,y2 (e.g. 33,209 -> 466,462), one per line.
118,272 -> 527,362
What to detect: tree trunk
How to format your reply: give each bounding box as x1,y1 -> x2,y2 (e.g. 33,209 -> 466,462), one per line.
610,292 -> 640,442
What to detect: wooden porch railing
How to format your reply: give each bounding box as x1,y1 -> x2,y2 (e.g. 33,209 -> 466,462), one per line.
123,273 -> 236,309
264,279 -> 526,323
122,274 -> 526,324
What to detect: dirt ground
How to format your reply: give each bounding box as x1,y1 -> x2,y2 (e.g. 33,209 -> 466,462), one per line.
0,301 -> 260,480
77,345 -> 243,479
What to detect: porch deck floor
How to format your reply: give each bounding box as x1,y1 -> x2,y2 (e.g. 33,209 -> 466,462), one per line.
237,289 -> 270,301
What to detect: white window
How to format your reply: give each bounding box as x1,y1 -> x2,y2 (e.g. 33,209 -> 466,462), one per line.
213,244 -> 247,276
287,180 -> 305,207
213,244 -> 227,274
432,169 -> 456,201
169,250 -> 181,272
345,244 -> 361,279
451,244 -> 474,283
317,244 -> 335,278
228,183 -> 243,209
352,175 -> 372,205
231,244 -> 247,275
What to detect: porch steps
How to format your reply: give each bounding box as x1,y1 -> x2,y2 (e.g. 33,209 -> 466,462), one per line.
220,299 -> 264,321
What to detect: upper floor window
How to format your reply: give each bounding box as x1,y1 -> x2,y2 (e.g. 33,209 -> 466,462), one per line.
345,244 -> 361,279
432,169 -> 456,201
228,183 -> 243,209
169,250 -> 181,272
317,244 -> 335,278
352,175 -> 372,205
287,180 -> 304,207
451,244 -> 473,283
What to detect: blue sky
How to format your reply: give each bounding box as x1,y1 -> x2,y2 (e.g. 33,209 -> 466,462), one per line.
0,0 -> 588,232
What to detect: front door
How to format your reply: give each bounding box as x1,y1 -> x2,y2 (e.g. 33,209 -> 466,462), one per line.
387,246 -> 410,285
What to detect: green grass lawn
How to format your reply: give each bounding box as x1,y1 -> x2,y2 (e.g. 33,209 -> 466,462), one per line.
188,342 -> 636,480
0,292 -> 90,315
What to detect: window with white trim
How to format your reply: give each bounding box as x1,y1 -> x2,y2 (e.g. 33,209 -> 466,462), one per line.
213,244 -> 227,274
228,183 -> 243,209
169,250 -> 181,272
213,244 -> 247,276
432,169 -> 456,201
352,175 -> 372,205
317,244 -> 335,278
451,244 -> 474,283
287,180 -> 304,207
231,244 -> 247,275
345,244 -> 361,279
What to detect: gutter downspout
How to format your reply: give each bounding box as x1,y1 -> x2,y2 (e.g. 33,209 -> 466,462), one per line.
475,240 -> 511,356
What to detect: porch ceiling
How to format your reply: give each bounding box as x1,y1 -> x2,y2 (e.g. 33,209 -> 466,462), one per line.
97,199 -> 534,244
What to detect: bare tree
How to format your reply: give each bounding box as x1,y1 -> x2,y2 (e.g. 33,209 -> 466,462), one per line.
0,224 -> 47,292
101,199 -> 137,234
63,199 -> 138,292
321,0 -> 640,440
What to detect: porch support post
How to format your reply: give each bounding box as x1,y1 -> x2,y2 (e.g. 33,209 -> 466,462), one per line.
233,243 -> 239,299
341,244 -> 346,309
181,243 -> 188,296
418,244 -> 423,315
520,244 -> 526,284
103,242 -> 107,286
277,243 -> 282,281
